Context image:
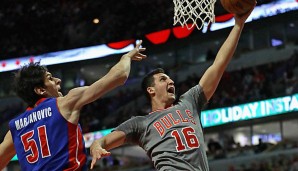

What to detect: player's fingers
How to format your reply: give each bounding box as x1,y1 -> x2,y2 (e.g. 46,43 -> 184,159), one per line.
102,152 -> 111,157
137,53 -> 147,58
101,154 -> 110,157
132,57 -> 142,61
136,55 -> 147,60
126,41 -> 145,57
135,40 -> 143,48
90,157 -> 97,169
91,155 -> 107,169
127,48 -> 141,57
139,47 -> 146,52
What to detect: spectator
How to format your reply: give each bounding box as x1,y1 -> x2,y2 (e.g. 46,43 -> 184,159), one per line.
254,138 -> 268,153
208,138 -> 225,159
290,155 -> 298,171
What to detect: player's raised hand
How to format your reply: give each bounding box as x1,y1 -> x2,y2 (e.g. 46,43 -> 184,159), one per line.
124,40 -> 147,61
90,143 -> 111,169
234,1 -> 256,24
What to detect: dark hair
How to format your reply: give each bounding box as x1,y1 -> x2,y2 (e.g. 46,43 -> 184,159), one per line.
13,62 -> 48,107
141,68 -> 165,101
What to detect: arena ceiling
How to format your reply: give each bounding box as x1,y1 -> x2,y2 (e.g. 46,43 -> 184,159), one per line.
0,0 -> 276,60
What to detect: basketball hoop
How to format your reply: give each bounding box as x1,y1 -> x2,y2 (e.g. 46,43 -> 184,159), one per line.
173,0 -> 216,30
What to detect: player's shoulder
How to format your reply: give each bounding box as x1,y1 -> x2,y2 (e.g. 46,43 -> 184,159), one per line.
129,115 -> 147,121
180,84 -> 205,98
189,84 -> 204,93
125,115 -> 149,126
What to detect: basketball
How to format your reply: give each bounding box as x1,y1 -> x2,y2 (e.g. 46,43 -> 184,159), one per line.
220,0 -> 255,15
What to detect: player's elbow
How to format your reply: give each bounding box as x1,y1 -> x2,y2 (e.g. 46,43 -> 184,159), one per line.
114,73 -> 128,86
119,75 -> 128,85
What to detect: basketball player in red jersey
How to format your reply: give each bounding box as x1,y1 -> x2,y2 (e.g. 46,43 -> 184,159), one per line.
89,6 -> 256,171
0,41 -> 146,170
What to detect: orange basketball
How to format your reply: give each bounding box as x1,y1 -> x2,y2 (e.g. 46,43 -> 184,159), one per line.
220,0 -> 255,15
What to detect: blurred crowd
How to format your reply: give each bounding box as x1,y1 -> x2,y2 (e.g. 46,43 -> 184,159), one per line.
0,0 -> 174,59
227,153 -> 298,171
0,98 -> 24,127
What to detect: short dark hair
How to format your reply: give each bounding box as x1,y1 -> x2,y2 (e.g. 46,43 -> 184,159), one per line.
141,68 -> 165,101
13,62 -> 48,107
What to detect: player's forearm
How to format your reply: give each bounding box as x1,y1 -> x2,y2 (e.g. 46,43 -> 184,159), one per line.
105,40 -> 145,86
66,56 -> 132,109
94,138 -> 106,149
108,55 -> 132,86
95,137 -> 116,151
0,147 -> 13,170
95,131 -> 126,151
0,132 -> 16,169
198,24 -> 244,100
0,159 -> 9,170
213,23 -> 243,71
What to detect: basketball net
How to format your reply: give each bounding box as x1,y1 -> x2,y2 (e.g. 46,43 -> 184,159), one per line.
173,0 -> 216,30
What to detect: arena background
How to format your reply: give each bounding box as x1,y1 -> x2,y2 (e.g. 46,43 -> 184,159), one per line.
1,0 -> 298,170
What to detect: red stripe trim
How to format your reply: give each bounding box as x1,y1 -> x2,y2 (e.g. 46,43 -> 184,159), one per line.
26,98 -> 47,111
215,13 -> 234,22
145,29 -> 171,44
77,127 -> 87,168
172,24 -> 195,39
64,124 -> 86,171
107,39 -> 135,49
149,105 -> 173,115
64,123 -> 79,171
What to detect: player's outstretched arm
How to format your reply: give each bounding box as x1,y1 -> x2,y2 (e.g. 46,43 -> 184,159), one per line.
58,41 -> 146,121
0,131 -> 16,170
199,6 -> 255,101
90,131 -> 126,169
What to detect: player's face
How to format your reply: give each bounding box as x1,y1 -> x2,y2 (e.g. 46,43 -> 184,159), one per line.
43,72 -> 62,97
152,73 -> 175,104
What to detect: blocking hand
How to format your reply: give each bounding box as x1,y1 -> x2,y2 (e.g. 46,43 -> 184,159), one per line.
124,40 -> 147,61
90,143 -> 111,169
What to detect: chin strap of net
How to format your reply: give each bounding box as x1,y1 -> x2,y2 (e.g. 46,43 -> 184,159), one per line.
173,0 -> 216,30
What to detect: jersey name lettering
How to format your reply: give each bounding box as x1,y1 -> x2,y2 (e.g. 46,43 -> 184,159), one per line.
15,107 -> 52,130
153,109 -> 196,137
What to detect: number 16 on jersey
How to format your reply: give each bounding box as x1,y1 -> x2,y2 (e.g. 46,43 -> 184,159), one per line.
171,126 -> 200,152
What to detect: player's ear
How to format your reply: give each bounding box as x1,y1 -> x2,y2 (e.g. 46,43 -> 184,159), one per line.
147,87 -> 155,96
34,87 -> 46,96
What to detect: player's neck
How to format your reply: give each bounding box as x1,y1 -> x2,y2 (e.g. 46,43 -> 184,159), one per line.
151,100 -> 173,112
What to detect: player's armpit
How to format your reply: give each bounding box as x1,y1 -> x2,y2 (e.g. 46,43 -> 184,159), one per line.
59,86 -> 88,108
57,86 -> 89,122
